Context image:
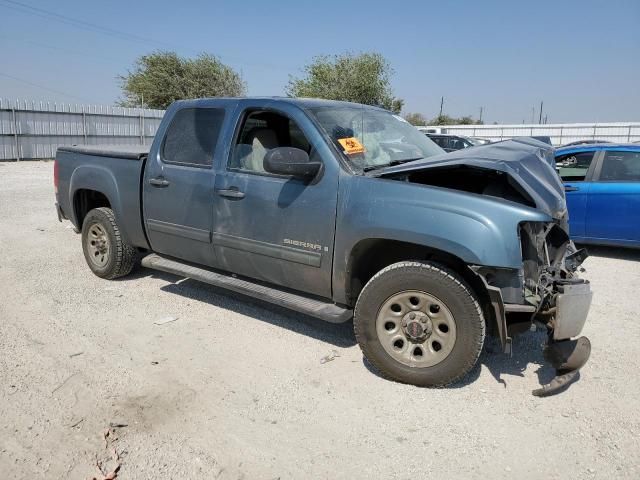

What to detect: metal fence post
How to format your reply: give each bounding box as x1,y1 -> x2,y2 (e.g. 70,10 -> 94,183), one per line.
559,126 -> 563,145
82,106 -> 88,144
11,106 -> 20,161
628,125 -> 632,143
139,109 -> 144,145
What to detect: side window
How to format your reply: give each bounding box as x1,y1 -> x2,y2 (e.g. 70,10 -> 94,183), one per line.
430,136 -> 444,148
556,151 -> 595,181
452,138 -> 467,149
229,110 -> 312,174
599,151 -> 640,181
162,108 -> 226,167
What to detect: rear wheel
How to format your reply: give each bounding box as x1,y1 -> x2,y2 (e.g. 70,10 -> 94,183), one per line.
81,207 -> 136,279
354,261 -> 485,387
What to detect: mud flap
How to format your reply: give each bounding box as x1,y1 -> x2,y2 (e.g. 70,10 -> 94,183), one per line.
532,336 -> 591,397
486,285 -> 512,355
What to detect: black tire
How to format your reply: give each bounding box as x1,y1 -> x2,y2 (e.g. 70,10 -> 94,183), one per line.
81,207 -> 136,279
354,261 -> 485,387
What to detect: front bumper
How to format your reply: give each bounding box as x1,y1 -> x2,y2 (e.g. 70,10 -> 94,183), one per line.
553,281 -> 593,340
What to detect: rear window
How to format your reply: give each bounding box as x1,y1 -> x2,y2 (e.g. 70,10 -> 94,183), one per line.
162,108 -> 226,166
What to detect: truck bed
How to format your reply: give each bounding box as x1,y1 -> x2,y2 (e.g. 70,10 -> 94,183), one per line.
55,144 -> 150,249
57,144 -> 150,160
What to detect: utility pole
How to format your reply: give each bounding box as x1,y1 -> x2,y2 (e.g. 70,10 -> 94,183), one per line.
479,106 -> 483,123
538,101 -> 543,124
439,96 -> 444,117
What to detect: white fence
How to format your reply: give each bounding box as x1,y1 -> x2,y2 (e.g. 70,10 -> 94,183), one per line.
2,98 -> 639,160
430,122 -> 640,146
0,99 -> 165,160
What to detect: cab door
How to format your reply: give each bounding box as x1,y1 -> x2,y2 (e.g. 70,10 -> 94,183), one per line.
143,105 -> 232,267
211,102 -> 339,298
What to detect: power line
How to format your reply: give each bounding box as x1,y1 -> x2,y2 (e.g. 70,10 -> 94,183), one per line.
0,34 -> 122,63
0,0 -> 295,71
0,72 -> 95,103
0,0 -> 173,48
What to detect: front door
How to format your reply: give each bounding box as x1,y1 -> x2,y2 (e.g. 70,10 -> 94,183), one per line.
212,104 -> 339,298
557,150 -> 598,239
143,106 -> 229,267
586,149 -> 640,243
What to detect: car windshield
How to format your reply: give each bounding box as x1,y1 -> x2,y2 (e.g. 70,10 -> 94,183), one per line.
307,105 -> 444,172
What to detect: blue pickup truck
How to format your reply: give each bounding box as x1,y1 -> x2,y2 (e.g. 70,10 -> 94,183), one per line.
54,97 -> 592,395
556,144 -> 640,248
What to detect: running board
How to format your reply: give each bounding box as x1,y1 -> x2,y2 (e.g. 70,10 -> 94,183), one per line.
141,254 -> 352,323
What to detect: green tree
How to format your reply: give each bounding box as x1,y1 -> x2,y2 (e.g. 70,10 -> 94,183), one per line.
430,114 -> 482,126
286,52 -> 404,113
429,114 -> 457,126
404,112 -> 427,126
118,51 -> 246,109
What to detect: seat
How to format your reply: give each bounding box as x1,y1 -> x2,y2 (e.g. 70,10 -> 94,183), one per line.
240,127 -> 279,172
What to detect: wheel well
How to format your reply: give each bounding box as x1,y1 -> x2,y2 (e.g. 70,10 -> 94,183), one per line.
346,239 -> 496,334
73,189 -> 110,228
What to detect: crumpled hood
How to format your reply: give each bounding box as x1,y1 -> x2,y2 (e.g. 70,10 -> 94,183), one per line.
374,137 -> 566,219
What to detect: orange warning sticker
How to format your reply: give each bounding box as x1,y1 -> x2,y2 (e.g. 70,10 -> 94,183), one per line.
337,137 -> 366,155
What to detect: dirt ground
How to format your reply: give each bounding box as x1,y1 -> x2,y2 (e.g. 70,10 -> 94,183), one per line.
1,161 -> 639,479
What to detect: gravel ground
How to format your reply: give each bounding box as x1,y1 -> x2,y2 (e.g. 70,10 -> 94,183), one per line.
1,161 -> 639,479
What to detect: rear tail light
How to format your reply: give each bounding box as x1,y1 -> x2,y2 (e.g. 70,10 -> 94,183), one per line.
53,159 -> 59,194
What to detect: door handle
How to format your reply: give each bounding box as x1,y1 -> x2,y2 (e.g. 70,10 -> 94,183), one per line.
149,177 -> 170,187
564,185 -> 579,192
216,188 -> 245,199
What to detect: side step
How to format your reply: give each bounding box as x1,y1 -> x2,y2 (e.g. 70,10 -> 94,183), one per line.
141,254 -> 353,323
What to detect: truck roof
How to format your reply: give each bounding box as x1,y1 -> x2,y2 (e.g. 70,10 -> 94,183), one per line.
171,97 -> 390,111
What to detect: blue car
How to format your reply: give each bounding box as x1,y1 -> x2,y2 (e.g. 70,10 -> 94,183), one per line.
555,144 -> 640,248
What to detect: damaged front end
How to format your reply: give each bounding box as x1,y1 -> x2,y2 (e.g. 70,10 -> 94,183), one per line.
519,220 -> 593,396
374,139 -> 593,395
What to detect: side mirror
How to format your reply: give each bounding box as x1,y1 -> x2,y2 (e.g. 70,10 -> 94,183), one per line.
263,147 -> 321,179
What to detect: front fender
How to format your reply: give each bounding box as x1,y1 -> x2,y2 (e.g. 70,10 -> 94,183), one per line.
332,174 -> 550,304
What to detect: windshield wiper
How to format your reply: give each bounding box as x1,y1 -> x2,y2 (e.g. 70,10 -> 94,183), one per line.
363,158 -> 423,172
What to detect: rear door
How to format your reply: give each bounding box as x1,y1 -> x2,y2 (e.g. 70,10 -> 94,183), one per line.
585,149 -> 640,243
143,105 -> 231,267
212,102 -> 339,298
557,149 -> 599,239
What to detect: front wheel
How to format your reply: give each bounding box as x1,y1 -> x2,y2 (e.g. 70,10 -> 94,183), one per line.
354,261 -> 485,387
81,207 -> 136,279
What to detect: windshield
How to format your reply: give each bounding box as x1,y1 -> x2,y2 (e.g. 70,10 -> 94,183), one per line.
307,105 -> 444,171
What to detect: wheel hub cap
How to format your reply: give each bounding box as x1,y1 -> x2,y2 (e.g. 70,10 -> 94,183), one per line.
86,223 -> 110,267
402,311 -> 432,342
375,290 -> 457,368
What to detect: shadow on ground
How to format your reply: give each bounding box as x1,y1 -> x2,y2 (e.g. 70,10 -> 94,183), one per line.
470,330 -> 556,389
364,329 -> 556,391
119,266 -> 356,348
124,265 -> 559,390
